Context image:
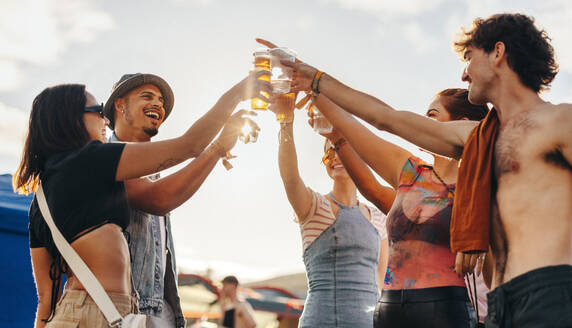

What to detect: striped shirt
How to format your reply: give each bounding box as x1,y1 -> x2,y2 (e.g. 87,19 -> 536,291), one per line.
296,190 -> 388,251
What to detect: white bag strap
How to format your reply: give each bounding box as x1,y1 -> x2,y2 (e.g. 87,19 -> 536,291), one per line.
36,183 -> 123,326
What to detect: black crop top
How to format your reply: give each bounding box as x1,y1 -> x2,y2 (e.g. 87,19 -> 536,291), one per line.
29,140 -> 129,255
28,140 -> 129,322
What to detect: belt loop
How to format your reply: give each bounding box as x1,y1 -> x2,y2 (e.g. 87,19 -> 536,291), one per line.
75,290 -> 89,307
401,289 -> 405,307
495,285 -> 511,328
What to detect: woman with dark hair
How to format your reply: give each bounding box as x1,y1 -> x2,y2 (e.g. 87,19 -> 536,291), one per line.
306,88 -> 488,327
15,81 -> 264,327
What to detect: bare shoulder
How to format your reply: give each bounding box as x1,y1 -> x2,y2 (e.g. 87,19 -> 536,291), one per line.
528,103 -> 572,152
535,103 -> 572,129
537,102 -> 572,116
553,103 -> 572,119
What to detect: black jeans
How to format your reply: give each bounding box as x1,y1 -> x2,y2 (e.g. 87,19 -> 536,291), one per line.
485,265 -> 572,328
374,286 -> 477,328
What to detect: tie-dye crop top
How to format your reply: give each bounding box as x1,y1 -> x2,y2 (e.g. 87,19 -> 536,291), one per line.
384,157 -> 465,290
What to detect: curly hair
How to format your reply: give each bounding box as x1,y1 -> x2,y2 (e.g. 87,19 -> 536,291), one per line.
454,13 -> 558,93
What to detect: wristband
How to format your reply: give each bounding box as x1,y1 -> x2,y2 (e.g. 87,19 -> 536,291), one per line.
295,92 -> 312,109
311,71 -> 324,94
211,141 -> 236,170
210,140 -> 227,158
334,138 -> 347,151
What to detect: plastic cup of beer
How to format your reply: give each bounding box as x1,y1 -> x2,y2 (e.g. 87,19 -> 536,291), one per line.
312,109 -> 333,134
269,47 -> 296,94
251,48 -> 271,110
272,92 -> 296,123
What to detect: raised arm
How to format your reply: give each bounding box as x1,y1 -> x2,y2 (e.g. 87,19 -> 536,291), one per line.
115,71 -> 269,182
277,122 -> 313,221
313,95 -> 412,189
124,111 -> 258,215
318,125 -> 396,213
173,71 -> 271,156
336,140 -> 396,214
288,62 -> 476,159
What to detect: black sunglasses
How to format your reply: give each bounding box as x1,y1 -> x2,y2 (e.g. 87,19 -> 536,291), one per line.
85,103 -> 105,118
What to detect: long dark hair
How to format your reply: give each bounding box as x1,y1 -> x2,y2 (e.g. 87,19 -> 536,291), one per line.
437,88 -> 489,121
14,84 -> 90,194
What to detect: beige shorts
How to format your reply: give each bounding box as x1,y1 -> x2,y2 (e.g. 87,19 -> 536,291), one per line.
45,289 -> 137,328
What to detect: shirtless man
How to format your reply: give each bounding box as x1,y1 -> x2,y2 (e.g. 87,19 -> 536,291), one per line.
280,13 -> 572,327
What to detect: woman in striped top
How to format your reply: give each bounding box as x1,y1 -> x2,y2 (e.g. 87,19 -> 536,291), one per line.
274,99 -> 393,327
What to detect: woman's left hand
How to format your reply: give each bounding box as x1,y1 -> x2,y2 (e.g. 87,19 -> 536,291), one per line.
307,109 -> 343,142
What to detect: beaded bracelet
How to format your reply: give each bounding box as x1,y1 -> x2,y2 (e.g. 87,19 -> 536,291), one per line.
311,71 -> 324,94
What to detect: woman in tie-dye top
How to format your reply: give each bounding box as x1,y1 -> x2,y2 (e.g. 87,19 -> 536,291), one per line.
311,89 -> 489,328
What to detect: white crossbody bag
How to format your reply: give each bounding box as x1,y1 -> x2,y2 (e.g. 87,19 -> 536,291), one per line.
37,183 -> 146,328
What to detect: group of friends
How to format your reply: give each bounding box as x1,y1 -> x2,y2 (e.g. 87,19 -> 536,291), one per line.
14,12 -> 572,328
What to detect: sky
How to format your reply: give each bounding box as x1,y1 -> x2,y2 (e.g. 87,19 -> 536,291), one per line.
1,0 -> 571,282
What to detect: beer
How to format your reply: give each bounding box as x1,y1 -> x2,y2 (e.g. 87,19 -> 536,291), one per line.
254,55 -> 270,69
251,49 -> 271,110
312,109 -> 333,134
273,92 -> 296,123
269,47 -> 296,94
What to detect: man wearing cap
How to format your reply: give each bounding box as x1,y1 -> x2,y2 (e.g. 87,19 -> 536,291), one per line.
105,72 -> 269,328
219,276 -> 256,328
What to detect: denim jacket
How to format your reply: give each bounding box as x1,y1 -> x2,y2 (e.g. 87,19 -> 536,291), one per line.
110,133 -> 185,327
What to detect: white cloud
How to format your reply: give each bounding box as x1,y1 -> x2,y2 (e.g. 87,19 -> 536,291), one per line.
334,0 -> 447,17
0,60 -> 23,92
451,0 -> 572,74
329,0 -> 449,56
402,22 -> 441,54
329,0 -> 572,71
294,14 -> 318,31
172,0 -> 215,6
533,2 -> 572,73
0,102 -> 28,160
0,0 -> 114,91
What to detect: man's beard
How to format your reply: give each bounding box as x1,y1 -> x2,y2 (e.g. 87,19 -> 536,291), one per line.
143,127 -> 159,137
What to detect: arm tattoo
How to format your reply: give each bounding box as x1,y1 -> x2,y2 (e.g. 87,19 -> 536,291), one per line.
156,158 -> 181,172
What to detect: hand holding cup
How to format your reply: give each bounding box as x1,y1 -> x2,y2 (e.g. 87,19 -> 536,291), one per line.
307,109 -> 340,141
255,38 -> 319,93
233,70 -> 272,103
216,110 -> 260,151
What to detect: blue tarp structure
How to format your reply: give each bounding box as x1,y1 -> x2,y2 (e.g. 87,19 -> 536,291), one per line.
0,174 -> 36,327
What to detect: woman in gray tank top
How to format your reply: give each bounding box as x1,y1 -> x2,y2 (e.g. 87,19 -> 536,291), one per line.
273,99 -> 393,327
